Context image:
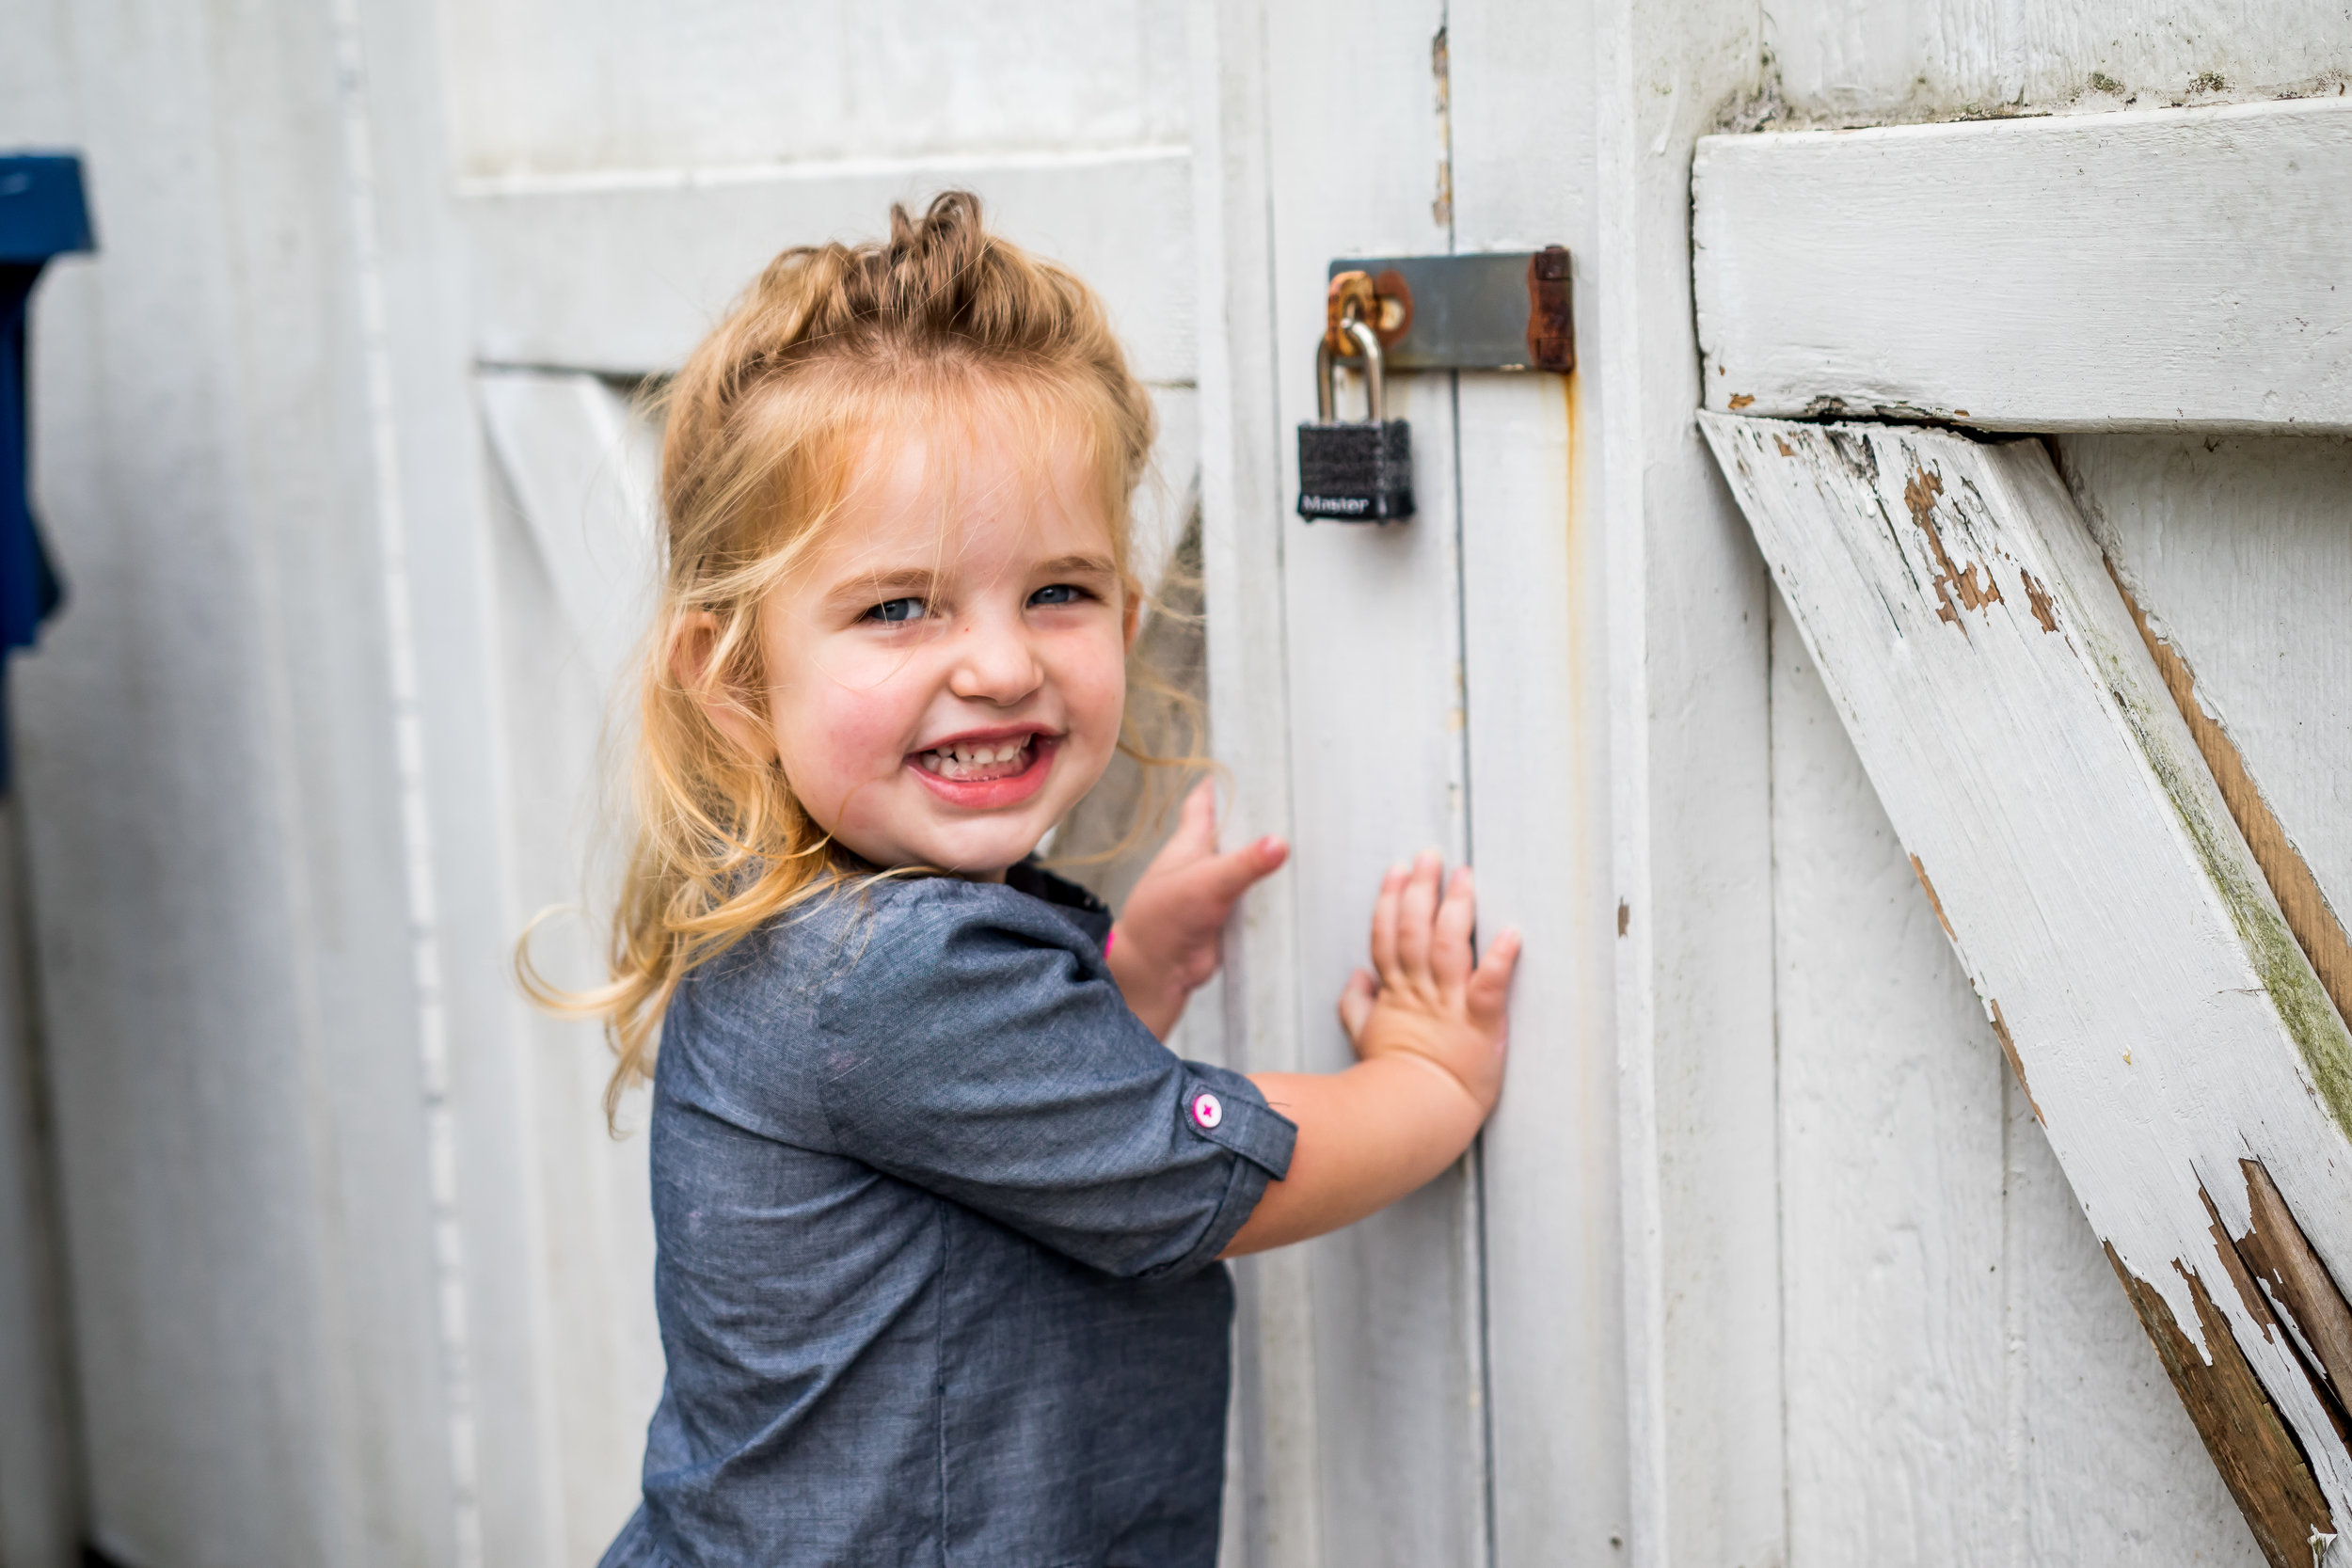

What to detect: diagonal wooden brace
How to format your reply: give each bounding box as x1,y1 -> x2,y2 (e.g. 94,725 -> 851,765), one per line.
1701,412 -> 2352,1568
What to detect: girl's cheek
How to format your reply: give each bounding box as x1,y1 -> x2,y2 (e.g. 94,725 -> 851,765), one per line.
1079,625 -> 1133,720
815,686 -> 917,775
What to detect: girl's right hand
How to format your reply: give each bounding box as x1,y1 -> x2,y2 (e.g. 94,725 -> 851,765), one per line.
1336,851 -> 1518,1114
1222,853 -> 1519,1258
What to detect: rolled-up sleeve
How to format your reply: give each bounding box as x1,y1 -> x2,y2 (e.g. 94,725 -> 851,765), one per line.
810,891 -> 1295,1281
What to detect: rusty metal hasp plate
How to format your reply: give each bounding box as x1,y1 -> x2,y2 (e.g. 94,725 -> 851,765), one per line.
1324,247 -> 1572,373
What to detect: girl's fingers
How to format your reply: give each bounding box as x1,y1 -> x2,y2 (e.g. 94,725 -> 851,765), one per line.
1431,866 -> 1477,990
1369,864 -> 1406,986
1188,836 -> 1289,921
1336,968 -> 1378,1049
1163,778 -> 1219,863
1394,849 -> 1441,980
1466,926 -> 1524,1034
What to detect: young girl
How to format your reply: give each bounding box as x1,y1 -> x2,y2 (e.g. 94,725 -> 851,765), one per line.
580,192 -> 1518,1567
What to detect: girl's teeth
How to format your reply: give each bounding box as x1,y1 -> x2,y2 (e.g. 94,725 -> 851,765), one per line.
919,738 -> 1034,779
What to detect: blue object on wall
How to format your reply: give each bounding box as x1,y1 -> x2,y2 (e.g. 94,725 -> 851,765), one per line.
0,153 -> 92,787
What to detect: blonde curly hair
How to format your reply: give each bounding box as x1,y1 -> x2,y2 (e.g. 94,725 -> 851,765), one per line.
522,191 -> 1167,1122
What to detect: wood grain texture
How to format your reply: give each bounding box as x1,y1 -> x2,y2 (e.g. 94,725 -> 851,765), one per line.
2109,1239 -> 2334,1567
1761,0 -> 2352,126
1692,99 -> 2352,432
2106,568 -> 2352,1039
1702,412 -> 2352,1562
2007,1073 -> 2263,1565
1770,595 -> 2012,1561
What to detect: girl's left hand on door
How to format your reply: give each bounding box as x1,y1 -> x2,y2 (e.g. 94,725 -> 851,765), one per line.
1106,780 -> 1289,1037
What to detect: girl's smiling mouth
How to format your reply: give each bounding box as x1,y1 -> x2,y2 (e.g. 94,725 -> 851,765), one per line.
909,727 -> 1058,808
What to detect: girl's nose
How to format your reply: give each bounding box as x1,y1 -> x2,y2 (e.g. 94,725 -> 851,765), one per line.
945,614 -> 1044,705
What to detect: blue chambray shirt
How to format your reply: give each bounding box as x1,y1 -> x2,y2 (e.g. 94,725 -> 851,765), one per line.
598,862 -> 1297,1568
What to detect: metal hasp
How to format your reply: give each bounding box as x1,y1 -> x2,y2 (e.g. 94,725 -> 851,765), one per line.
1326,246 -> 1573,373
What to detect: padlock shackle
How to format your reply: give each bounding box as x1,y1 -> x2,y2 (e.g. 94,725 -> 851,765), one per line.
1315,318 -> 1387,424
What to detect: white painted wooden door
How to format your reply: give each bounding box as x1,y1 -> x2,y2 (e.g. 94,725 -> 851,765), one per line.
1188,5 -> 1628,1564
1693,81 -> 2352,1568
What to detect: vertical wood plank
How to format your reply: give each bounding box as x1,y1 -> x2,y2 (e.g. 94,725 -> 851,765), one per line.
1236,2 -> 1486,1560
1446,3 -> 1629,1564
1184,3 -> 1318,1563
1595,3 -> 1787,1564
1769,594 -> 2012,1564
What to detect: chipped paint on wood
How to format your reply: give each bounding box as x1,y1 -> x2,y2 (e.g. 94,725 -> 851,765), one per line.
2234,1160 -> 2352,1423
1908,854 -> 1956,942
2021,569 -> 2059,633
1701,411 -> 2352,1561
1985,1001 -> 2043,1126
2108,1240 -> 2336,1568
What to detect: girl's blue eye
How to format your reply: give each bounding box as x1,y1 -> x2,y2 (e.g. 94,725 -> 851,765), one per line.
1028,584 -> 1083,608
865,597 -> 925,624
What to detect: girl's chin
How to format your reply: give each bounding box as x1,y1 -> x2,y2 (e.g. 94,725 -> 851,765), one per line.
904,834 -> 1051,879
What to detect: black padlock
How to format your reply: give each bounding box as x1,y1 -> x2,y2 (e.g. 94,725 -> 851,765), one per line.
1296,316 -> 1414,523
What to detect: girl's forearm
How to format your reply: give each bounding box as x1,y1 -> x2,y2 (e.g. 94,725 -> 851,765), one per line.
1219,1056 -> 1487,1256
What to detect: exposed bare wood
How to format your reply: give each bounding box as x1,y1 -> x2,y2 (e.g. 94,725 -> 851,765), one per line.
1700,412 -> 2352,1564
2235,1161 -> 2352,1426
2107,1241 -> 2335,1568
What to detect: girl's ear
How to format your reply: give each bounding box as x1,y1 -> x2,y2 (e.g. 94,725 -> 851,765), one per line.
671,610 -> 776,761
1122,576 -> 1143,651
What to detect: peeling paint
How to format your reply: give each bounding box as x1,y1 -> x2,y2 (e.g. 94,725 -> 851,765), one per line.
1909,853 -> 1958,942
2021,568 -> 2059,632
2108,1239 -> 2337,1567
1986,1000 -> 2044,1124
2233,1159 -> 2352,1426
1699,411 -> 2352,1561
1903,464 -> 1969,629
1728,392 -> 1755,409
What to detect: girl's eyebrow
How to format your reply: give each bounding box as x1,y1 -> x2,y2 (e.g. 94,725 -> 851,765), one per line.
1035,553 -> 1118,578
826,567 -> 937,608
